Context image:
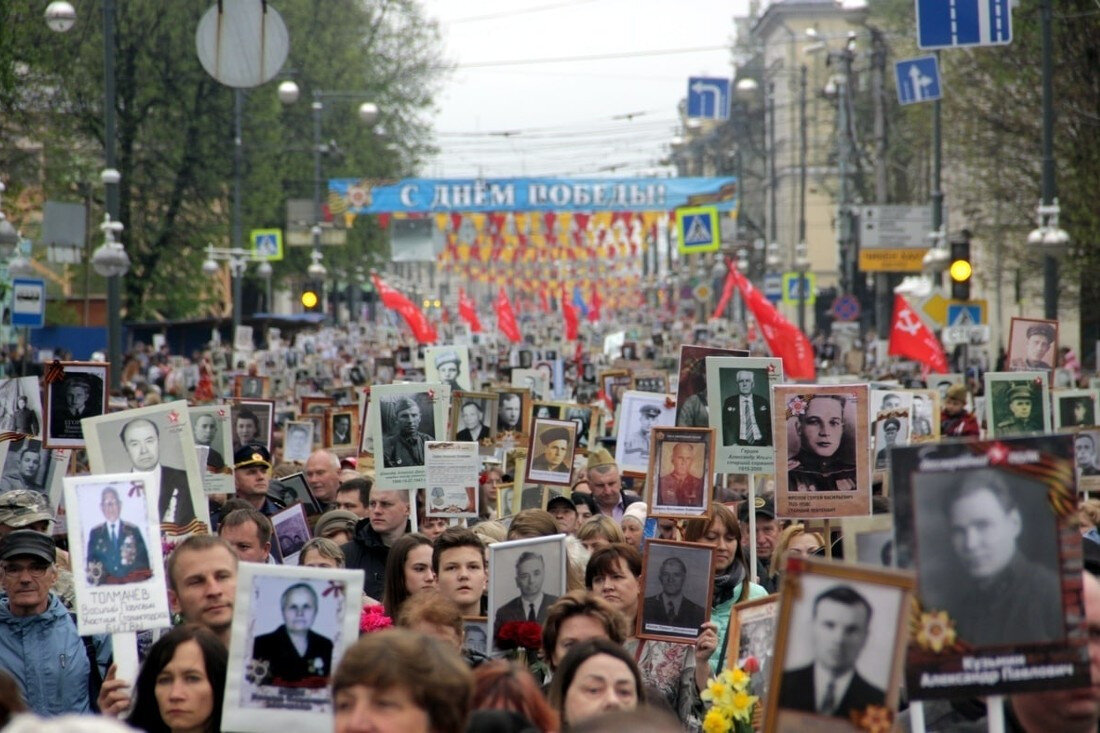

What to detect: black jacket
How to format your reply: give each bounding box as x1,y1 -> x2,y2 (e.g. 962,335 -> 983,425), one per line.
341,517 -> 409,599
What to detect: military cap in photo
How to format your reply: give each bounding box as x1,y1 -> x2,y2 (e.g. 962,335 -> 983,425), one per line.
639,404 -> 662,417
1007,385 -> 1033,403
434,350 -> 461,368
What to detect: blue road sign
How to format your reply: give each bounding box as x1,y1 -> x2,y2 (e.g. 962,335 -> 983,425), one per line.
677,207 -> 720,253
686,77 -> 730,120
764,273 -> 782,304
832,294 -> 861,322
895,56 -> 941,105
916,0 -> 1012,50
947,302 -> 983,326
10,278 -> 45,328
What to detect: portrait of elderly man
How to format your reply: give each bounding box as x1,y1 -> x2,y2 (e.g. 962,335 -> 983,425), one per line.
530,425 -> 572,475
920,469 -> 1063,647
642,555 -> 706,634
250,582 -> 334,688
455,401 -> 490,442
657,442 -> 706,508
382,395 -> 433,468
118,417 -> 195,527
1010,321 -> 1056,370
85,486 -> 151,585
722,370 -> 772,447
1077,433 -> 1100,477
779,585 -> 885,719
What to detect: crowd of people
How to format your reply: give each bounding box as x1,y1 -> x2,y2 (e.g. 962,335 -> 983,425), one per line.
0,321 -> 1096,733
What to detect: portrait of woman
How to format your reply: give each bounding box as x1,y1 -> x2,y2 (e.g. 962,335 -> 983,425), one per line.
787,394 -> 858,492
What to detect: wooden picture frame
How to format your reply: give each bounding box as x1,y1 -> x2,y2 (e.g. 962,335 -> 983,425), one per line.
636,539 -> 716,643
44,362 -> 109,449
644,427 -> 715,519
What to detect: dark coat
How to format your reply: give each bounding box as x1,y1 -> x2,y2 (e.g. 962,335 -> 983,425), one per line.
342,517 -> 408,599
382,431 -> 432,467
722,393 -> 772,446
493,594 -> 558,639
251,625 -> 333,688
85,520 -> 151,584
778,665 -> 885,718
642,594 -> 706,636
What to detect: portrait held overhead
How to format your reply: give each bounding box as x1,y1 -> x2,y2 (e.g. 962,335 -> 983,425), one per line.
1008,318 -> 1058,371
44,365 -> 107,448
985,372 -> 1051,438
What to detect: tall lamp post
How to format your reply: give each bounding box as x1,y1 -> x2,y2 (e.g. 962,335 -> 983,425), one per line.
201,245 -> 270,330
46,0 -> 128,389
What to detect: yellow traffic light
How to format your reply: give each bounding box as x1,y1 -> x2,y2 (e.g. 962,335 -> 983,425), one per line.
949,259 -> 972,283
301,290 -> 319,309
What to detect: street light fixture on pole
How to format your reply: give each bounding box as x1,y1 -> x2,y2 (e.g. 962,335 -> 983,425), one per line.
201,245 -> 268,331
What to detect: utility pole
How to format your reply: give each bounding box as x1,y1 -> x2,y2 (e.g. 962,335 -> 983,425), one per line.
871,27 -> 889,338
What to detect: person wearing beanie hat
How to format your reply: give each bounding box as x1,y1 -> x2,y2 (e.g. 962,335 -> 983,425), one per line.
313,510 -> 360,546
530,425 -> 573,475
941,383 -> 979,437
585,448 -> 642,521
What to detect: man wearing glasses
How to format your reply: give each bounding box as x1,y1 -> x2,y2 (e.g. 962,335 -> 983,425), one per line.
0,530 -> 110,715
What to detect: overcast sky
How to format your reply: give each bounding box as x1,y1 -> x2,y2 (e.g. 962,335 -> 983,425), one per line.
418,0 -> 752,179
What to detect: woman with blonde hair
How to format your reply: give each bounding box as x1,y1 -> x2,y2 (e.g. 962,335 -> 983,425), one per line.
575,515 -> 624,553
767,524 -> 825,586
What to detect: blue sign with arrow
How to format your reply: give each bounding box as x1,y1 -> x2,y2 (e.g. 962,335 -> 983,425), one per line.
916,0 -> 1012,50
686,77 -> 730,120
895,55 -> 941,105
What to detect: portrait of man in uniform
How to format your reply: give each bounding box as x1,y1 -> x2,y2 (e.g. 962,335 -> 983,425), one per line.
382,395 -> 434,468
656,443 -> 706,508
85,486 -> 151,585
1008,319 -> 1057,371
993,383 -> 1043,436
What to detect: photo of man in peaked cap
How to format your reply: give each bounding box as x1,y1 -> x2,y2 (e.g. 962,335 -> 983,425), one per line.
1009,320 -> 1056,370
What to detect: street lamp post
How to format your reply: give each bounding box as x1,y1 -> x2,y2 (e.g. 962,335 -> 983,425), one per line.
201,245 -> 269,329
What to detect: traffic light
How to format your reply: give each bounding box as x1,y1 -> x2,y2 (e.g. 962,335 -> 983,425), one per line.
948,232 -> 972,300
301,283 -> 322,312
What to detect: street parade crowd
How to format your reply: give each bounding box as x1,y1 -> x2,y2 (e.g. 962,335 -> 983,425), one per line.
0,308 -> 1097,733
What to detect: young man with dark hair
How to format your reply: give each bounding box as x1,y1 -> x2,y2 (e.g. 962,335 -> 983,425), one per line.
433,527 -> 487,617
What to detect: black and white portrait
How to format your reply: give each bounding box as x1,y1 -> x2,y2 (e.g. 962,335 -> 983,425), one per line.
564,405 -> 594,453
614,390 -> 675,475
525,419 -> 576,487
380,393 -> 435,468
495,390 -> 527,436
426,346 -> 471,392
0,376 -> 42,439
638,540 -> 714,642
283,421 -> 314,464
231,400 -> 275,453
327,410 -> 356,448
450,393 -> 495,445
488,534 -> 567,653
463,618 -> 489,657
45,364 -> 107,448
1056,390 -> 1099,429
728,596 -> 778,700
272,505 -> 311,564
0,438 -> 54,494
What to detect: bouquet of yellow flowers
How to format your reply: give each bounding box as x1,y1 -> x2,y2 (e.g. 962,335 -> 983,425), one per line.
700,656 -> 760,733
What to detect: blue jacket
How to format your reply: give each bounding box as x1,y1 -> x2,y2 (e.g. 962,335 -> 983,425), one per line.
0,593 -> 111,716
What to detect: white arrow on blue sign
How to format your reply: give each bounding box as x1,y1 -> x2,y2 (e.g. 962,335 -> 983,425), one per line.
895,55 -> 941,105
916,0 -> 1012,50
686,77 -> 730,120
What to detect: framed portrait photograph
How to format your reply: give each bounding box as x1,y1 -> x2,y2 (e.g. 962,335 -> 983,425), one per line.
187,405 -> 234,495
773,385 -> 872,519
525,418 -> 577,487
530,400 -> 562,422
44,363 -> 108,449
645,427 -> 714,518
83,402 -> 210,536
1075,429 -> 1100,494
496,483 -> 516,520
598,370 -> 632,414
839,515 -> 896,568
1007,316 -> 1058,371
324,408 -> 358,456
725,595 -> 778,702
493,387 -> 530,444
269,472 -> 322,515
231,399 -> 275,453
234,374 -> 270,400
369,384 -> 449,490
449,390 -> 496,452
631,369 -> 669,394
707,356 -> 783,475
984,371 -> 1051,438
271,503 -> 311,565
908,389 -> 940,443
928,373 -> 965,403
425,345 -> 472,392
282,420 -> 315,464
562,403 -> 597,455
0,436 -> 67,498
0,375 -> 43,440
674,344 -> 748,428
462,617 -> 489,657
298,413 -> 324,450
870,389 -> 912,472
512,367 -> 550,403
1054,388 -> 1099,429
614,390 -> 676,475
488,534 -> 567,654
63,472 -> 172,636
637,539 -> 715,643
889,435 -> 1091,700
764,558 -> 914,733
222,564 -> 364,733
300,396 -> 335,417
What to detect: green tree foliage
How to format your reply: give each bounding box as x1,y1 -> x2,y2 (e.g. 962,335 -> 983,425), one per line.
0,0 -> 446,320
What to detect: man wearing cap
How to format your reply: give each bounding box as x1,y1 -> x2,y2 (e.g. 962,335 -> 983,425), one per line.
314,510 -> 358,546
85,486 -> 151,585
0,529 -> 110,715
547,495 -> 579,534
995,383 -> 1042,435
1010,322 -> 1056,370
382,395 -> 434,468
586,448 -> 641,521
940,383 -> 979,437
874,418 -> 901,470
232,443 -> 283,517
739,495 -> 780,593
622,403 -> 662,459
722,370 -> 772,447
657,442 -> 705,507
433,350 -> 465,391
119,417 -> 195,528
530,426 -> 572,475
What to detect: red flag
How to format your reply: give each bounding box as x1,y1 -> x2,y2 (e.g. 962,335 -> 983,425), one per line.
371,274 -> 437,344
711,267 -> 736,321
730,266 -> 816,380
494,288 -> 522,343
561,288 -> 579,341
457,287 -> 483,333
588,286 -> 601,323
888,294 -> 948,373
539,289 -> 550,313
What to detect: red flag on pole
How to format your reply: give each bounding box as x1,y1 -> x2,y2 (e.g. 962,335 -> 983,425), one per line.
457,287 -> 483,333
495,288 -> 522,343
371,274 -> 437,344
561,288 -> 579,341
711,267 -> 736,321
539,289 -> 550,314
730,266 -> 816,380
888,294 -> 948,373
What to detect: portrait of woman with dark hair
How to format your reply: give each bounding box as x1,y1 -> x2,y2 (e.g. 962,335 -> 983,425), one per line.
787,394 -> 857,492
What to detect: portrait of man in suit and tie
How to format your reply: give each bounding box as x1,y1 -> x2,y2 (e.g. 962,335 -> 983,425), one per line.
492,550 -> 560,640
777,585 -> 886,720
84,486 -> 152,585
118,417 -> 196,528
642,556 -> 706,635
721,369 -> 772,447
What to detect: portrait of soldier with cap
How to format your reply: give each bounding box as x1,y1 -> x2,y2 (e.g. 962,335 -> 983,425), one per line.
993,381 -> 1044,436
616,392 -> 673,473
427,346 -> 470,391
1008,318 -> 1058,371
873,417 -> 902,470
528,421 -> 576,483
381,394 -> 435,468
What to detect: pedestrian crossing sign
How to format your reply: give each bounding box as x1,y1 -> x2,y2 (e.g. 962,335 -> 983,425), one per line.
677,206 -> 720,254
250,228 -> 284,261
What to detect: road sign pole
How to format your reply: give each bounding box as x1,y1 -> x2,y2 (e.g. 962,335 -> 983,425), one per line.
931,51 -> 944,289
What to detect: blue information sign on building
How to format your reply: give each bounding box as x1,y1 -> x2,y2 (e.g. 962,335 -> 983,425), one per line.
916,0 -> 1012,50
